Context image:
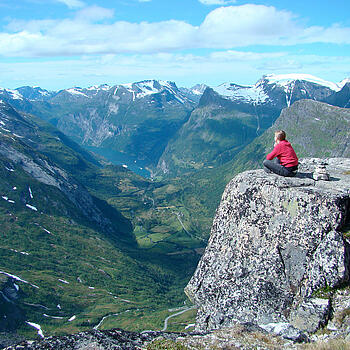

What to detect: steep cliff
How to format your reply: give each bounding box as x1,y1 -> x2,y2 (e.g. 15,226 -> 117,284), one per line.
185,158 -> 350,334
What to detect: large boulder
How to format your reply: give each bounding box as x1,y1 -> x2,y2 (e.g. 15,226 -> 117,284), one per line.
185,158 -> 350,332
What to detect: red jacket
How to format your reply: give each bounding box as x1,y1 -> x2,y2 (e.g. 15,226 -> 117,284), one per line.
266,140 -> 298,167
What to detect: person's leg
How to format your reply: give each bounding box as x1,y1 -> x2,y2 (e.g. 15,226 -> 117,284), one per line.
263,159 -> 292,177
286,165 -> 298,177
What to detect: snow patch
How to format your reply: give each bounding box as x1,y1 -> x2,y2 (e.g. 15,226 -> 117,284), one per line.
66,88 -> 89,98
86,84 -> 111,91
26,322 -> 44,338
58,279 -> 69,284
214,82 -> 268,104
120,299 -> 132,303
185,323 -> 195,329
28,187 -> 33,199
43,314 -> 64,319
1,196 -> 14,203
10,249 -> 30,255
192,88 -> 204,95
0,271 -> 39,288
123,80 -> 160,99
26,204 -> 38,211
119,80 -> 187,103
0,126 -> 11,133
1,88 -> 24,100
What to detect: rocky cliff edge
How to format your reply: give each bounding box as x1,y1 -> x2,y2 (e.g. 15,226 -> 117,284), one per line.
185,158 -> 350,336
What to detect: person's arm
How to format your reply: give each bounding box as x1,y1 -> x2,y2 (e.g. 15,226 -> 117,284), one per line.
266,143 -> 280,160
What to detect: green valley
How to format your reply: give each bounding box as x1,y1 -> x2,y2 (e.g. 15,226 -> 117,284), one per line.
0,101 -> 200,340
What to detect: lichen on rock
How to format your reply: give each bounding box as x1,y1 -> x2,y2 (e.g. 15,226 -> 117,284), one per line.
185,158 -> 350,334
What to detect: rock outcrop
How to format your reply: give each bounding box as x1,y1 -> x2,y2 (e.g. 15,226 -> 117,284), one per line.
0,276 -> 25,333
185,158 -> 350,334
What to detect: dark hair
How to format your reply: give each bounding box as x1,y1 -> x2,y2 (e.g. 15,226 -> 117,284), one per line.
275,130 -> 286,141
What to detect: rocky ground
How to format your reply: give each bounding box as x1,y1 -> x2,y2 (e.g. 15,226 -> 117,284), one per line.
0,325 -> 296,350
3,323 -> 350,350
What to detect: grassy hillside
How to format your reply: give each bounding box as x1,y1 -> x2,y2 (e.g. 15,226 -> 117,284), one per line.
157,104 -> 259,177
173,99 -> 350,233
0,102 -> 199,340
226,99 -> 350,174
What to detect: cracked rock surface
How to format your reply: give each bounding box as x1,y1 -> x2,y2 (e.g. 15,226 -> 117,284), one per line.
185,158 -> 350,333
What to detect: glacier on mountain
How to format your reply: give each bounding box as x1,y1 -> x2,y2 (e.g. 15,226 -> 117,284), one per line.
66,88 -> 90,98
120,80 -> 188,103
0,88 -> 23,100
263,73 -> 342,91
214,82 -> 269,104
211,73 -> 348,106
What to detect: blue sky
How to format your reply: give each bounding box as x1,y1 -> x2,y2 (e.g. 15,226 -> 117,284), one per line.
0,0 -> 350,90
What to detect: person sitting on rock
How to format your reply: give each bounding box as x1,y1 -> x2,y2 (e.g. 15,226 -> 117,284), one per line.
263,130 -> 298,177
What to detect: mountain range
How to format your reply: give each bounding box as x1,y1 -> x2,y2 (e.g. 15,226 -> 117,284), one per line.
1,73 -> 349,179
2,72 -> 350,227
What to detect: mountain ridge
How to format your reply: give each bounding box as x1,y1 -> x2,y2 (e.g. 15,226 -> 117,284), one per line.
1,73 -> 349,178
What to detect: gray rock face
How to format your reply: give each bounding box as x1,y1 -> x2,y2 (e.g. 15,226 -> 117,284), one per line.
0,143 -> 115,234
185,158 -> 350,332
0,276 -> 25,333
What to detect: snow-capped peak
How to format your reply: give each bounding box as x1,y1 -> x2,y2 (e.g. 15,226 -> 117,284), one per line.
119,80 -> 187,103
338,78 -> 350,89
130,80 -> 162,96
263,74 -> 341,92
213,82 -> 268,104
14,86 -> 53,101
66,87 -> 89,98
122,80 -> 172,94
0,87 -> 24,100
190,84 -> 208,95
86,84 -> 111,91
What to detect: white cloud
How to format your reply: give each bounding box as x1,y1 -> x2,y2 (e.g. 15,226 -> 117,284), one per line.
75,6 -> 114,22
199,0 -> 236,5
55,0 -> 85,9
199,5 -> 300,47
1,4 -> 350,58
